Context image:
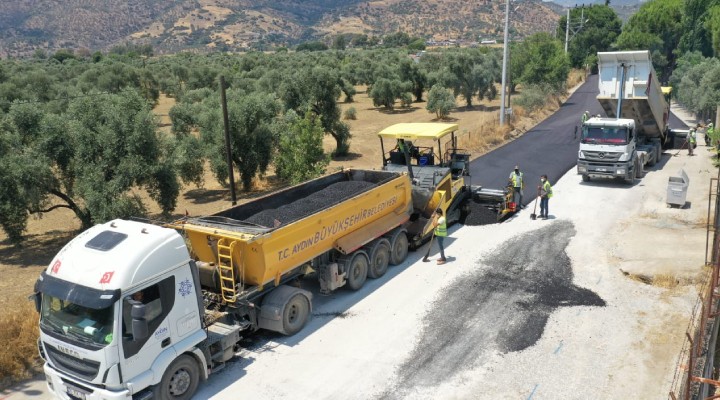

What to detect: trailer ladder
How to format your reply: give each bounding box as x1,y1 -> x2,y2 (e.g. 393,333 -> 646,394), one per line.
217,238 -> 238,303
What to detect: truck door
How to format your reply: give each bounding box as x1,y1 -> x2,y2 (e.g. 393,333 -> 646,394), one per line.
119,276 -> 176,382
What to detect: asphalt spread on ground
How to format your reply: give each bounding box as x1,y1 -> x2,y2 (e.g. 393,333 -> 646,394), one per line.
379,220 -> 605,399
468,74 -> 688,207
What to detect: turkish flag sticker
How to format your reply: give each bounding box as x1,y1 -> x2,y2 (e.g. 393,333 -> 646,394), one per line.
99,271 -> 114,284
51,260 -> 61,274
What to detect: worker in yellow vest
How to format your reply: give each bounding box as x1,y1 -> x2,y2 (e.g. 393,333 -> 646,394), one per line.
688,127 -> 697,156
538,175 -> 553,220
581,110 -> 590,125
509,165 -> 524,209
431,208 -> 448,265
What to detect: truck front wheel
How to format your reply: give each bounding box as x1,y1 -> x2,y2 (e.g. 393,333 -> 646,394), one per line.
154,355 -> 199,400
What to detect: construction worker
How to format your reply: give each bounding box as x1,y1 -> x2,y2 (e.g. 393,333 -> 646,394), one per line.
706,119 -> 714,146
430,208 -> 447,265
396,139 -> 413,165
688,127 -> 697,156
581,110 -> 590,125
538,175 -> 553,220
509,165 -> 524,209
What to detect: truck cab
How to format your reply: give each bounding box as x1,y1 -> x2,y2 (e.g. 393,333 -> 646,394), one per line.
35,220 -> 207,400
577,117 -> 639,183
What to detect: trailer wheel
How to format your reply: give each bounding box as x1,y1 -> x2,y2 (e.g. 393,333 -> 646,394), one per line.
389,230 -> 409,266
345,251 -> 369,290
366,238 -> 391,279
283,292 -> 311,335
154,355 -> 199,400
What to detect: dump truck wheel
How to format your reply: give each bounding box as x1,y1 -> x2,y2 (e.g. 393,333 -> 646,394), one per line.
154,355 -> 199,400
366,238 -> 391,279
389,230 -> 409,266
283,292 -> 311,335
636,159 -> 645,178
345,251 -> 369,290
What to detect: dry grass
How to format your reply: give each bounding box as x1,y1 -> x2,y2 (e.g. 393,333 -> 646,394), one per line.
0,302 -> 41,385
620,269 -> 703,289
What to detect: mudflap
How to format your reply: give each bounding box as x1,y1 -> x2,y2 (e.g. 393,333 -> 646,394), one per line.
257,285 -> 313,334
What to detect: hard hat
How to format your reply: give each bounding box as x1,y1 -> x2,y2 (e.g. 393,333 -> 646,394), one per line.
514,165 -> 519,169
585,110 -> 589,113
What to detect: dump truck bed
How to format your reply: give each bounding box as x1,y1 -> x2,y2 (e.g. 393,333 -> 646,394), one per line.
178,170 -> 413,290
597,50 -> 669,138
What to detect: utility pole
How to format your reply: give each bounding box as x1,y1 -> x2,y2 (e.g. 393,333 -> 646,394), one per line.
565,7 -> 589,54
500,0 -> 510,125
219,76 -> 237,205
564,8 -> 570,53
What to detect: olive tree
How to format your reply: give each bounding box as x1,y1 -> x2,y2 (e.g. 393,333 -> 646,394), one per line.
426,85 -> 456,119
0,90 -> 185,242
274,110 -> 329,184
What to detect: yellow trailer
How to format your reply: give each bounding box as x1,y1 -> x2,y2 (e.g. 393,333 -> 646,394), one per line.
170,169 -> 413,334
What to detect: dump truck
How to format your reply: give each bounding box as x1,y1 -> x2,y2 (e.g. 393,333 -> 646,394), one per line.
377,122 -> 510,228
577,50 -> 677,183
33,169 -> 419,400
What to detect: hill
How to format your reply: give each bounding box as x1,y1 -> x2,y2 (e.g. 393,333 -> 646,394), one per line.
0,0 -> 561,57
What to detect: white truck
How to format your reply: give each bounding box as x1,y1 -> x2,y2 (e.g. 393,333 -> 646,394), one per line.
577,50 -> 676,183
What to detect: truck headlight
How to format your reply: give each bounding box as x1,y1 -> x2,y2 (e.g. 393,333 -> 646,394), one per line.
578,166 -> 586,172
616,169 -> 625,175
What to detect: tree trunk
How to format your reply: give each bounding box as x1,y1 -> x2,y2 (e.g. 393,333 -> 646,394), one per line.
50,189 -> 93,229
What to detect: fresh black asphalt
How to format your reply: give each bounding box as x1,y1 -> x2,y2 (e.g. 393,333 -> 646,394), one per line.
467,74 -> 688,206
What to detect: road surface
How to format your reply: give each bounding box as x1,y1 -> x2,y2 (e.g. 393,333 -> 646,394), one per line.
469,74 -> 688,205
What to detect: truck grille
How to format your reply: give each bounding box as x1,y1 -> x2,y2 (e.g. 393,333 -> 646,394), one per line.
583,151 -> 622,162
45,343 -> 100,380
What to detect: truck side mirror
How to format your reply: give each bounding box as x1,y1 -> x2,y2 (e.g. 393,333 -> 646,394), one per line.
131,302 -> 149,340
132,318 -> 149,340
130,301 -> 146,319
30,292 -> 41,313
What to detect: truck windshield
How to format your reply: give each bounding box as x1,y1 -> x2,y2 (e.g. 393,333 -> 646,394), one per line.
40,294 -> 114,348
582,127 -> 628,145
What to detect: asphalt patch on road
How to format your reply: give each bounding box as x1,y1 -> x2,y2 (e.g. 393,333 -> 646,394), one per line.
379,220 -> 605,399
461,199 -> 500,226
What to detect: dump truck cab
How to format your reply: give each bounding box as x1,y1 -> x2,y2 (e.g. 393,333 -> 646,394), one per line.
378,123 -> 471,239
34,219 -> 207,400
